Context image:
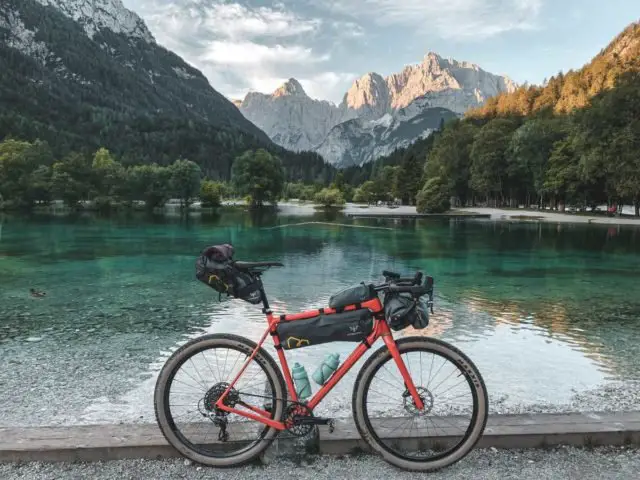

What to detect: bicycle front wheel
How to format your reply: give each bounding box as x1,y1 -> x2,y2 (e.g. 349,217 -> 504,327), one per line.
352,337 -> 488,472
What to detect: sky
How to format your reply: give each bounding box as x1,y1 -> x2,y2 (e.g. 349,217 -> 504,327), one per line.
122,0 -> 639,104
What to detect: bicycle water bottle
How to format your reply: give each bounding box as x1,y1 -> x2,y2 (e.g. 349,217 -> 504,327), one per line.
312,353 -> 340,385
292,363 -> 312,401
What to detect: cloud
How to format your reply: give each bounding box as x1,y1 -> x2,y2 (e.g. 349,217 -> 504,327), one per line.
126,0 -> 352,101
325,0 -> 543,39
330,20 -> 366,38
198,2 -> 322,39
201,41 -> 329,66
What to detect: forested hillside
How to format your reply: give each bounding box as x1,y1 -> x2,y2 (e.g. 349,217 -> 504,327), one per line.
467,22 -> 640,118
341,21 -> 640,215
0,0 -> 334,183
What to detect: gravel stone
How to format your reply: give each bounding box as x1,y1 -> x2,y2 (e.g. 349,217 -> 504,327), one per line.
0,447 -> 638,480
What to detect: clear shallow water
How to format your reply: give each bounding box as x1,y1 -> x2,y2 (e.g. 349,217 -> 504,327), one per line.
1,210 -> 640,427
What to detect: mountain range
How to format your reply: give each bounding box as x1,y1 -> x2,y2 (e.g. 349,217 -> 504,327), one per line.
236,54 -> 516,167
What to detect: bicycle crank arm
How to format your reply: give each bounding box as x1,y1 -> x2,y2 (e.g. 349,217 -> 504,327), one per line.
293,416 -> 335,433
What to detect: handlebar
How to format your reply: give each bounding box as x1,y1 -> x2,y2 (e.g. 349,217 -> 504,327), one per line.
382,270 -> 423,285
375,270 -> 435,313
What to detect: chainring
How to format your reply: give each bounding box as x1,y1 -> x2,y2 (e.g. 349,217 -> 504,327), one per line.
284,403 -> 314,437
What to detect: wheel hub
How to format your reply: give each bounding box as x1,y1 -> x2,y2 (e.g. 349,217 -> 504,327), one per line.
403,387 -> 434,415
203,382 -> 239,413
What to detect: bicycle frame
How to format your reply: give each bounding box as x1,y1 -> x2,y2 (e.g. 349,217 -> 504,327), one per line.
215,282 -> 425,430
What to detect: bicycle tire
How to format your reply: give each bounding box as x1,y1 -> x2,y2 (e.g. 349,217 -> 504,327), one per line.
352,336 -> 488,472
154,333 -> 287,467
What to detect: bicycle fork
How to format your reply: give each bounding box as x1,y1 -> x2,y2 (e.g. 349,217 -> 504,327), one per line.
382,334 -> 425,411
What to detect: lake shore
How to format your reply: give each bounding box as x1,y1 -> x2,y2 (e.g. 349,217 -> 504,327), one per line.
309,202 -> 640,225
456,207 -> 640,225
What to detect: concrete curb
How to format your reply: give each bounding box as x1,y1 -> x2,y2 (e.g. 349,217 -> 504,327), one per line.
1,411 -> 639,463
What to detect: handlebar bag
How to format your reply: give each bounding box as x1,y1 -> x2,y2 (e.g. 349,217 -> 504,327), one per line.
328,283 -> 377,310
383,292 -> 429,331
195,244 -> 262,304
276,309 -> 374,350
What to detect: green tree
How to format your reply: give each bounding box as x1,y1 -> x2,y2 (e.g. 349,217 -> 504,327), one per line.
169,159 -> 202,208
127,164 -> 172,210
200,179 -> 223,207
232,149 -> 284,207
353,180 -> 377,204
91,147 -> 124,208
51,152 -> 92,207
425,121 -> 477,207
506,118 -> 568,207
314,187 -> 345,207
544,138 -> 581,209
0,139 -> 53,208
393,151 -> 423,205
29,165 -> 53,205
416,177 -> 451,213
373,165 -> 399,202
469,118 -> 520,205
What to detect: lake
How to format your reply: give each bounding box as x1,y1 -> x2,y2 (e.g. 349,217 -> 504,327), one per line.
1,208 -> 640,427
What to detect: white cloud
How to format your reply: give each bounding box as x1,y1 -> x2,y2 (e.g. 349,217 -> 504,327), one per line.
126,0 -> 350,100
326,0 -> 543,39
201,41 -> 329,66
201,3 -> 321,39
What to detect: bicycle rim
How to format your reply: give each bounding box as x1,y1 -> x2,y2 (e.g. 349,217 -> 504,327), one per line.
154,334 -> 286,466
353,337 -> 488,471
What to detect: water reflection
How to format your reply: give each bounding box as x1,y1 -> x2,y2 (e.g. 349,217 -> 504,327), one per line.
1,212 -> 640,426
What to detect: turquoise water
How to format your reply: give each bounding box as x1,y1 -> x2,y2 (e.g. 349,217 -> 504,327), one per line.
1,210 -> 640,426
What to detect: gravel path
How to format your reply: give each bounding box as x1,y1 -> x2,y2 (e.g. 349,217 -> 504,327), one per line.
1,446 -> 638,480
456,207 -> 640,225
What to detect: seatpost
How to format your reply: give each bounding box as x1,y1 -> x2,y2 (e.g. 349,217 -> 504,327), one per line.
256,277 -> 271,313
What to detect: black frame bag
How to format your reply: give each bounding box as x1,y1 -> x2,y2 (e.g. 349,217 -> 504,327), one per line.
195,244 -> 263,304
384,292 -> 430,331
276,309 -> 374,350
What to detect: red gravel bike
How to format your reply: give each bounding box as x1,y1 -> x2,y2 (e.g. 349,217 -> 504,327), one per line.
154,256 -> 488,472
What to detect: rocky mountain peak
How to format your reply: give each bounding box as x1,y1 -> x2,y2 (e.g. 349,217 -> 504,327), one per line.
342,72 -> 389,118
273,78 -> 307,98
35,0 -> 154,42
236,51 -> 516,160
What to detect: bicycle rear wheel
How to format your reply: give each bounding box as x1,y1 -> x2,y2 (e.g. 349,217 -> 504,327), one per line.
154,334 -> 286,467
352,337 -> 488,472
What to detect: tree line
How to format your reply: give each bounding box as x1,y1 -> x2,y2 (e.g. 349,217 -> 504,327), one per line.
0,140 -> 350,211
3,67 -> 637,215
337,23 -> 640,216
412,72 -> 640,215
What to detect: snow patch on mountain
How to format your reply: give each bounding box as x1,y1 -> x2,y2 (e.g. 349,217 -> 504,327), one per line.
172,66 -> 196,80
314,107 -> 458,168
0,10 -> 50,65
236,52 -> 516,164
35,0 -> 154,42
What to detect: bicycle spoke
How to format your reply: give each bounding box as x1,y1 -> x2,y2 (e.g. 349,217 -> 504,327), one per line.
361,345 -> 482,464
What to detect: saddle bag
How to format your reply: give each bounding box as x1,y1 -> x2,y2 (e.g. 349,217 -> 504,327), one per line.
195,244 -> 263,304
276,309 -> 374,350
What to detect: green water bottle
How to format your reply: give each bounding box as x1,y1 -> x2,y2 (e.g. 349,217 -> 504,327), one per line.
312,353 -> 340,386
292,362 -> 312,401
